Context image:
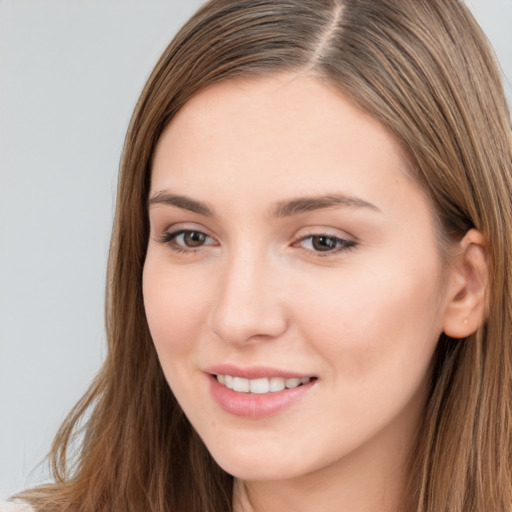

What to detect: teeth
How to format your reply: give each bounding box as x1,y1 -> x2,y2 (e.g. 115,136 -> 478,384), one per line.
233,377 -> 250,393
269,377 -> 285,392
224,375 -> 234,389
250,378 -> 269,394
216,374 -> 312,394
285,378 -> 300,388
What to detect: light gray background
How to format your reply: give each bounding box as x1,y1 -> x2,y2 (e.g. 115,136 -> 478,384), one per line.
1,0 -> 511,498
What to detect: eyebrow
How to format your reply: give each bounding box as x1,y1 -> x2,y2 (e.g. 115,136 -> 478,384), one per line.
147,191 -> 380,217
148,192 -> 213,216
271,194 -> 381,217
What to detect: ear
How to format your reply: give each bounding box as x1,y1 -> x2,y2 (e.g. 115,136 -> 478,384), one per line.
442,229 -> 489,339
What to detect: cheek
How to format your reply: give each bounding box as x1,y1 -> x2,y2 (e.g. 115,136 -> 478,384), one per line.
288,264 -> 444,450
142,256 -> 209,361
293,257 -> 444,383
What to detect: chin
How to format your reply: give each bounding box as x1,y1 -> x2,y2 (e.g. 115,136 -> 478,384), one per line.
216,457 -> 301,482
203,438 -> 311,482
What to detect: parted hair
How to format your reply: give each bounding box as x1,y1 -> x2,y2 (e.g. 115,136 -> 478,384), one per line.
17,1 -> 512,511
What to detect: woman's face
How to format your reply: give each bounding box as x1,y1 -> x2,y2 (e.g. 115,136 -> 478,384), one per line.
143,74 -> 452,484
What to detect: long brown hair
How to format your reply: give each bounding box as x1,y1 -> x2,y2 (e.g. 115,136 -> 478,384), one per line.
17,1 -> 512,511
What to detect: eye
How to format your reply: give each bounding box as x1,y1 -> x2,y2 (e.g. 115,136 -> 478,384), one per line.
158,229 -> 217,252
295,234 -> 356,255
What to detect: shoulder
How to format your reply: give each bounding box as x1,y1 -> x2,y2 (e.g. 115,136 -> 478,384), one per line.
0,501 -> 36,512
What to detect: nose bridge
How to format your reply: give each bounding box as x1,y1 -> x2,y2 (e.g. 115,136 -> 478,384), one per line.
209,244 -> 287,345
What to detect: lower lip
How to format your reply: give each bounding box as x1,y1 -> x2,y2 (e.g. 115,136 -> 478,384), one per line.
208,375 -> 316,418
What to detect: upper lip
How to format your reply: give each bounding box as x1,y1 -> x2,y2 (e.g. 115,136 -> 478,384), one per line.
204,364 -> 315,380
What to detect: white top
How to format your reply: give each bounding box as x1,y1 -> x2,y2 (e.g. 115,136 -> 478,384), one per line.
0,501 -> 35,512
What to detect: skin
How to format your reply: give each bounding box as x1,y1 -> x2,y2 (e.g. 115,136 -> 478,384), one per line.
143,74 -> 466,511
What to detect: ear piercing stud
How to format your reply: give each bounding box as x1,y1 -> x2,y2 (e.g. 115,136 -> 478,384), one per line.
464,319 -> 468,326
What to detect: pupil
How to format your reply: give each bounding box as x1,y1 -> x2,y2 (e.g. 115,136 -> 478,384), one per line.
185,231 -> 205,247
313,236 -> 337,251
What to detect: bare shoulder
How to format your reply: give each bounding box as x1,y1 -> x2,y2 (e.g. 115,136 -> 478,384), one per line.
0,501 -> 36,512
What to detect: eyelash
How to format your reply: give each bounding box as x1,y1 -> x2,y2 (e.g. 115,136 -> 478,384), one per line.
294,234 -> 357,256
156,230 -> 357,257
156,230 -> 217,254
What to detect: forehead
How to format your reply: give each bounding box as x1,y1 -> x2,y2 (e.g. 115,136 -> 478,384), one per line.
150,74 -> 421,216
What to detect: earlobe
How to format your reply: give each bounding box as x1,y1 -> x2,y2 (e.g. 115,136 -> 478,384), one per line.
442,229 -> 489,339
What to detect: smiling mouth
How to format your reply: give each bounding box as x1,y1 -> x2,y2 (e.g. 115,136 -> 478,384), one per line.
214,374 -> 314,394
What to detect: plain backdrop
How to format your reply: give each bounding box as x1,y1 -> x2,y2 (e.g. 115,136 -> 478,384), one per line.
1,0 -> 511,498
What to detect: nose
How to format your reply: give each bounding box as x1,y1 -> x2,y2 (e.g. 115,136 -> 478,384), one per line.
208,249 -> 288,346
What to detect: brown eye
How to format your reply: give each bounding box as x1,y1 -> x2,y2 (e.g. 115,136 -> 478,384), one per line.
311,235 -> 340,252
296,234 -> 356,255
182,231 -> 207,247
158,229 -> 217,252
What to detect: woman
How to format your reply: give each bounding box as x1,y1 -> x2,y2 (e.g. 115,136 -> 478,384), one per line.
5,0 -> 512,510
